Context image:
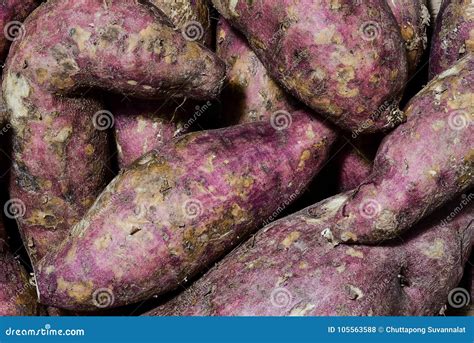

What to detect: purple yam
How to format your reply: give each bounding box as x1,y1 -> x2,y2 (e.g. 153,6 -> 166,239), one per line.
145,194 -> 473,316
35,111 -> 337,311
0,0 -> 41,61
112,100 -> 190,168
217,18 -> 300,125
3,0 -> 225,262
429,0 -> 474,78
114,0 -> 213,168
212,0 -> 408,133
323,54 -> 474,244
387,0 -> 430,73
336,147 -> 373,193
0,218 -> 40,316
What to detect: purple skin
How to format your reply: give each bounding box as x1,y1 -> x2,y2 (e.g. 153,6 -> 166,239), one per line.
337,147 -> 372,193
0,220 -> 40,315
145,195 -> 473,316
36,112 -> 337,311
429,0 -> 474,79
212,0 -> 408,133
320,54 -> 474,244
217,18 -> 301,125
112,100 -> 189,168
336,136 -> 381,192
0,0 -> 41,61
114,0 -> 212,168
3,0 -> 225,263
387,0 -> 430,74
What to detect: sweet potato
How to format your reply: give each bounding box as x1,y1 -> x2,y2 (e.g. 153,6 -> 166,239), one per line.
112,99 -> 190,168
387,0 -> 430,73
149,0 -> 212,46
146,194 -> 473,316
217,18 -> 299,125
212,0 -> 408,133
336,147 -> 372,193
335,136 -> 383,192
35,112 -> 337,310
429,0 -> 474,79
0,0 -> 40,61
0,221 -> 40,315
3,0 -> 225,262
0,243 -> 40,315
319,54 -> 473,244
0,0 -> 41,123
113,0 -> 213,167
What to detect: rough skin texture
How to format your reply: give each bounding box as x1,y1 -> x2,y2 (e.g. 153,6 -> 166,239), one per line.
321,54 -> 474,244
387,0 -> 430,73
217,18 -> 301,125
429,0 -> 474,79
145,195 -> 473,316
114,0 -> 212,168
0,0 -> 40,61
337,146 -> 373,193
35,113 -> 337,310
336,136 -> 382,192
212,0 -> 408,133
0,219 -> 40,315
113,100 -> 189,167
3,0 -> 225,263
150,0 -> 212,46
0,1 -> 41,123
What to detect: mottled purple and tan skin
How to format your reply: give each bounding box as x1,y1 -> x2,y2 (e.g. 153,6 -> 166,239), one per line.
114,0 -> 213,168
0,220 -> 40,316
112,100 -> 189,168
150,0 -> 212,46
0,0 -> 41,61
387,0 -> 430,73
336,136 -> 382,192
212,0 -> 408,133
337,147 -> 372,193
322,54 -> 473,244
3,0 -> 225,263
36,113 -> 337,310
429,0 -> 474,79
217,18 -> 301,125
145,195 -> 473,316
0,242 -> 40,315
